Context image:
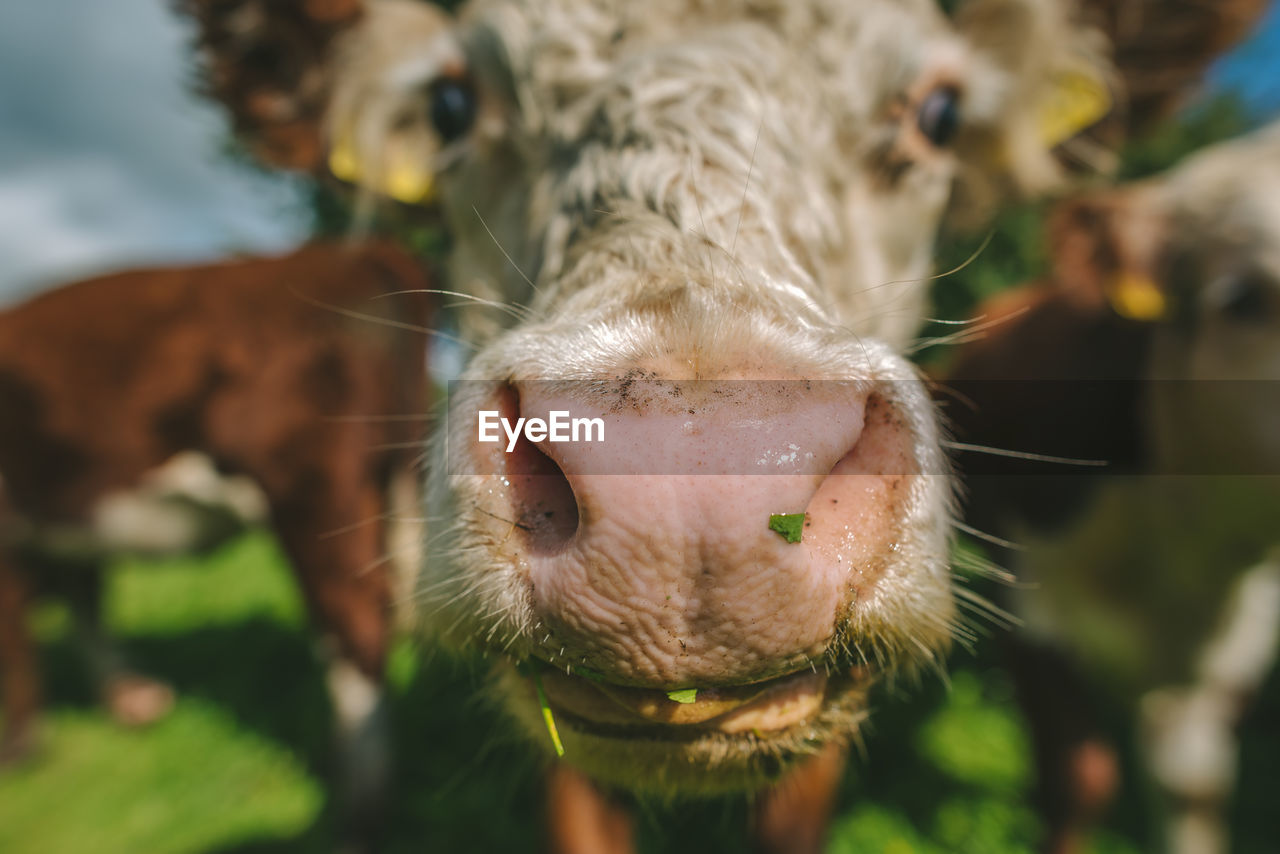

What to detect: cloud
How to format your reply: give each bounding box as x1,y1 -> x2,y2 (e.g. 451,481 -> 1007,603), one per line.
0,0 -> 309,306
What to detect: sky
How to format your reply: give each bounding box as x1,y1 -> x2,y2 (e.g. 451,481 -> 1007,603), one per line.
0,0 -> 309,307
1208,2 -> 1280,117
1,0 -> 1278,307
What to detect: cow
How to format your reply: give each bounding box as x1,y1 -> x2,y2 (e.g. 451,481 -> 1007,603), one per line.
0,241 -> 433,843
290,1 -> 1123,851
943,120 -> 1280,854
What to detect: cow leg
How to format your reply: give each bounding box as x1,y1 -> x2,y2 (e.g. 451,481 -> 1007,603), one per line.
750,743 -> 848,854
271,481 -> 393,848
1003,635 -> 1119,854
0,553 -> 41,764
323,649 -> 391,852
545,763 -> 635,854
1142,561 -> 1280,854
1140,686 -> 1231,854
61,563 -> 174,727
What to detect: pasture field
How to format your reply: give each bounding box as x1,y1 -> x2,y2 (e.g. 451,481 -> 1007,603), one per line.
1,530 -> 1276,853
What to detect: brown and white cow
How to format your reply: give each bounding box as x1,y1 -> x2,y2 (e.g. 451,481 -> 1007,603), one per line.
303,1 -> 1118,850
945,120 -> 1280,854
0,241 -> 433,839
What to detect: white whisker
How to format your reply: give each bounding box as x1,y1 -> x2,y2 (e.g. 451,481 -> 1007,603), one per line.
289,289 -> 474,350
729,119 -> 764,263
952,520 -> 1025,552
942,441 -> 1109,467
474,206 -> 540,296
372,287 -> 534,322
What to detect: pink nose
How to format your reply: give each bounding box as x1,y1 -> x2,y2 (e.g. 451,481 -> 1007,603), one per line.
471,376 -> 916,686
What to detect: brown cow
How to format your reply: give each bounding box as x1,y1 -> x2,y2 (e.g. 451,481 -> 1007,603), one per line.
0,241 -> 433,841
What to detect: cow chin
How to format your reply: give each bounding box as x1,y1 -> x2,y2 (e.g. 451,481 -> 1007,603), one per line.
494,659 -> 877,795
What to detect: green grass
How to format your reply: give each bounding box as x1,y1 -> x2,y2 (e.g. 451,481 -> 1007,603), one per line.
107,533 -> 306,635
0,704 -> 322,854
1,530 -> 1276,853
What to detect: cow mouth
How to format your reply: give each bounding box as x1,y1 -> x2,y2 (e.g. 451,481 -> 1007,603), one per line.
516,661 -> 875,742
497,658 -> 884,793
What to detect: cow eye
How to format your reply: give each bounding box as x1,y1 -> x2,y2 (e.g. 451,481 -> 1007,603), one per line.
428,76 -> 478,144
1216,272 -> 1272,322
917,87 -> 961,148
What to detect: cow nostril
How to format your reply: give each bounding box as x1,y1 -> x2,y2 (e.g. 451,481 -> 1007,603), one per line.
498,383 -> 580,553
510,439 -> 580,553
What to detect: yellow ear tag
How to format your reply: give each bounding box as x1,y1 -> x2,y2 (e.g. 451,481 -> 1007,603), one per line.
327,135 -> 435,205
328,136 -> 363,184
383,159 -> 434,205
1109,272 -> 1167,321
1038,65 -> 1112,148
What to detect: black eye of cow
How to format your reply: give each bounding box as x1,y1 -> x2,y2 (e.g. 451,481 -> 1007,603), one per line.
428,76 -> 478,144
917,87 -> 961,147
1217,272 -> 1272,322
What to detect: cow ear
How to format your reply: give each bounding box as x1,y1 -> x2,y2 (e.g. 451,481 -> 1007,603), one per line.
1078,0 -> 1270,133
178,0 -> 365,172
324,1 -> 467,206
947,0 -> 1119,226
1047,189 -> 1169,321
